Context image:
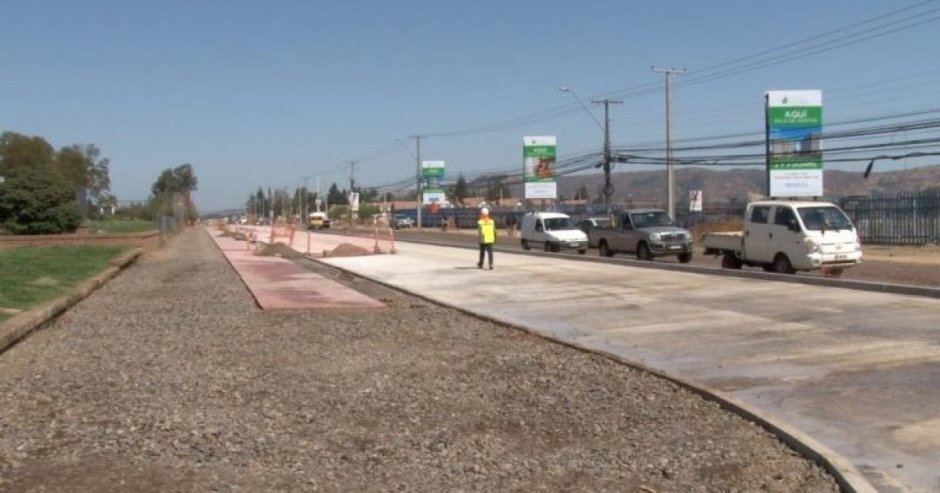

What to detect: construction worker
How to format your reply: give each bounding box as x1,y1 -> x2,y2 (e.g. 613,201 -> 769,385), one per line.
477,207 -> 496,270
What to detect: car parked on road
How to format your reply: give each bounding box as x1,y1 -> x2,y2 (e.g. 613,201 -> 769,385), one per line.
393,214 -> 415,229
589,209 -> 693,262
577,216 -> 611,248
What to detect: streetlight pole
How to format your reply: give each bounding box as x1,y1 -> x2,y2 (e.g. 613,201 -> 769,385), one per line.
560,87 -> 604,132
653,66 -> 685,219
559,87 -> 621,219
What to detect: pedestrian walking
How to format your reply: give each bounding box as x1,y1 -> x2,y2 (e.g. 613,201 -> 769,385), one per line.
477,207 -> 496,270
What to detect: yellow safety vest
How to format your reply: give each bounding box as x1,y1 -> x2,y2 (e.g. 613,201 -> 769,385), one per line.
477,218 -> 495,244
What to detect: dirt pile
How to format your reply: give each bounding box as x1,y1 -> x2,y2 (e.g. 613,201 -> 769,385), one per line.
256,242 -> 302,258
328,243 -> 371,257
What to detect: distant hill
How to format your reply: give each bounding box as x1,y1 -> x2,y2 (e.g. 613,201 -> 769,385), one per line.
541,163 -> 940,208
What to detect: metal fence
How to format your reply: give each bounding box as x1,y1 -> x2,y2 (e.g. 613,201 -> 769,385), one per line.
840,190 -> 940,245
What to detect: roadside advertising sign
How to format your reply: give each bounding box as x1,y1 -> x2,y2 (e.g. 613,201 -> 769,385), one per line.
765,90 -> 823,197
689,190 -> 703,212
422,160 -> 446,205
523,136 -> 557,200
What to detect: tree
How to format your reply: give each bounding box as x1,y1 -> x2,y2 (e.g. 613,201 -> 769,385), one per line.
150,164 -> 198,222
484,175 -> 510,203
360,187 -> 379,203
55,144 -> 111,216
575,184 -> 590,201
452,174 -> 469,206
152,164 -> 197,202
0,165 -> 81,234
0,132 -> 55,176
0,132 -> 82,233
327,182 -> 347,206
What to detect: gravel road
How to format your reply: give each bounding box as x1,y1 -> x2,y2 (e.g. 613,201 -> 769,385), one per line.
0,228 -> 840,492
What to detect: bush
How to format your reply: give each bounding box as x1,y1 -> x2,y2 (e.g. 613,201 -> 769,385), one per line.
0,167 -> 82,234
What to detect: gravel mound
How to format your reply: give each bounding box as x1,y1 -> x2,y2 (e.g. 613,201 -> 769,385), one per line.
0,228 -> 840,492
328,242 -> 371,257
257,242 -> 303,259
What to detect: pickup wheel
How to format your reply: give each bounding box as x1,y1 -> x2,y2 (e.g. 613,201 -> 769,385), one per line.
721,252 -> 742,269
636,242 -> 653,261
599,241 -> 614,257
544,242 -> 552,253
521,239 -> 530,251
578,249 -> 587,255
678,252 -> 693,264
773,254 -> 796,274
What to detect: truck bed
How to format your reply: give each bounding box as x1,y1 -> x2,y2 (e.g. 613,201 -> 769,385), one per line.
702,231 -> 743,254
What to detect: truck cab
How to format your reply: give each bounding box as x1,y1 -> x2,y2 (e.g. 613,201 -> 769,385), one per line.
747,201 -> 862,272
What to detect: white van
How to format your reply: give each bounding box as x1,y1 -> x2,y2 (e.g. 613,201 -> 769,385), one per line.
520,212 -> 588,254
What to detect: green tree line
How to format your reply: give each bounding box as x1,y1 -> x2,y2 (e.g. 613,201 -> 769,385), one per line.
0,130 -> 199,234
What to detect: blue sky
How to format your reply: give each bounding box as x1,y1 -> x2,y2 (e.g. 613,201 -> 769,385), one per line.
2,0 -> 939,211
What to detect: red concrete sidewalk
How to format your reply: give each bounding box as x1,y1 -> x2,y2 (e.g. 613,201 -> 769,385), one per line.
208,230 -> 384,310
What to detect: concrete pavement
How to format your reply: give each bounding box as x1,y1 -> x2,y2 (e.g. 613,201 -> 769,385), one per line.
310,238 -> 938,493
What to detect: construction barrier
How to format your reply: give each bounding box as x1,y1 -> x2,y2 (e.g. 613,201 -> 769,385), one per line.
269,222 -> 296,247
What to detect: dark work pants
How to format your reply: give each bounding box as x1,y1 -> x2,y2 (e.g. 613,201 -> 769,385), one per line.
478,243 -> 493,267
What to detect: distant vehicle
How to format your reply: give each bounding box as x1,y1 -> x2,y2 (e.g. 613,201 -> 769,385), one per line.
577,217 -> 611,247
519,212 -> 588,254
393,214 -> 415,229
589,209 -> 693,262
307,212 -> 331,230
702,200 -> 862,275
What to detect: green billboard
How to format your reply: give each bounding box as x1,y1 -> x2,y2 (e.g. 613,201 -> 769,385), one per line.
765,90 -> 823,197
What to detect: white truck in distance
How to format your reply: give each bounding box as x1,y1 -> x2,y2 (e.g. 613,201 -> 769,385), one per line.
702,200 -> 863,275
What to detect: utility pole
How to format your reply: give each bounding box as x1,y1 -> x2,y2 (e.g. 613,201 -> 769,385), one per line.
303,177 -> 309,222
316,176 -> 321,212
413,135 -> 423,230
348,160 -> 357,227
592,98 -> 622,219
652,66 -> 685,220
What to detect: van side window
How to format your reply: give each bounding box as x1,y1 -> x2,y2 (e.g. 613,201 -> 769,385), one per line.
774,207 -> 798,229
750,206 -> 770,224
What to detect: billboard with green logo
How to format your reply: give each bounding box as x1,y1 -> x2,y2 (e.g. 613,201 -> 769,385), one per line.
523,136 -> 557,199
765,90 -> 823,197
422,160 -> 446,205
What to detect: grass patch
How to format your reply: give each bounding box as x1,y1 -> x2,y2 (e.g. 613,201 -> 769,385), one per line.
88,219 -> 154,234
0,245 -> 129,323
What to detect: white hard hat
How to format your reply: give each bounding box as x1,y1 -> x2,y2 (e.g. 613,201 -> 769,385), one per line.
480,207 -> 489,215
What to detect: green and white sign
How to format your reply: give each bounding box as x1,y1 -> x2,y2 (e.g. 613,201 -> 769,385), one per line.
523,135 -> 557,199
765,90 -> 823,197
422,160 -> 446,205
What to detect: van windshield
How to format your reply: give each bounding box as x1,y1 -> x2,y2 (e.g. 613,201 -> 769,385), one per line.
544,217 -> 575,231
798,206 -> 854,232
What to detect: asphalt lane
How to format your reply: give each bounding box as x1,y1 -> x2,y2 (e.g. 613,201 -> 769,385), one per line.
318,239 -> 940,493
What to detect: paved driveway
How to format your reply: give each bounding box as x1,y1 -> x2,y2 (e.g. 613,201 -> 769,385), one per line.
319,240 -> 940,493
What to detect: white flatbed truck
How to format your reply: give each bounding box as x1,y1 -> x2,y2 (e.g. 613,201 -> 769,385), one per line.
702,200 -> 863,275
